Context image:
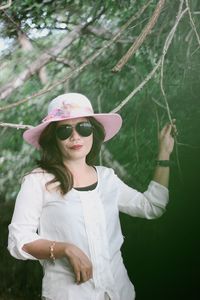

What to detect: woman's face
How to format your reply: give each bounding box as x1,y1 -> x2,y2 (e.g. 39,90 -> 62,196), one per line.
56,117 -> 93,163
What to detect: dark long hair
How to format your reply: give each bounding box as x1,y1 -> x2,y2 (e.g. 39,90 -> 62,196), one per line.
37,117 -> 105,195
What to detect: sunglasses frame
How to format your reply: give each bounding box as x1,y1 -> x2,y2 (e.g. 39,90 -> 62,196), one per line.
56,121 -> 93,140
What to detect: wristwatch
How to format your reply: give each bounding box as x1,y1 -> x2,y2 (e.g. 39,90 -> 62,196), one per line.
155,160 -> 171,167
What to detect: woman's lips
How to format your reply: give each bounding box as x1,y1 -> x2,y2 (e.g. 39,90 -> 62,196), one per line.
70,145 -> 83,150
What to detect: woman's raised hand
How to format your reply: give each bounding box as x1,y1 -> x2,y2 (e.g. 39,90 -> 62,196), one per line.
65,243 -> 93,284
158,119 -> 177,159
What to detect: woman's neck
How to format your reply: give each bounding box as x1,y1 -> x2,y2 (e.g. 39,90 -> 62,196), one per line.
64,159 -> 88,174
63,159 -> 97,188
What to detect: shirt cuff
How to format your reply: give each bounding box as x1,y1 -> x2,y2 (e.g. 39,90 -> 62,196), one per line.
145,180 -> 169,208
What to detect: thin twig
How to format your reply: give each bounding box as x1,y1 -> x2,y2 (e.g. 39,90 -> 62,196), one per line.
160,1 -> 188,179
111,57 -> 162,113
0,0 -> 12,10
0,122 -> 33,129
112,0 -> 165,72
160,1 -> 187,124
151,96 -> 173,111
185,0 -> 200,47
177,142 -> 200,149
154,103 -> 160,145
134,109 -> 140,163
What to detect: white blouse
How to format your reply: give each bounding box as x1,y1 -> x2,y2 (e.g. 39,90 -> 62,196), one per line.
8,166 -> 169,300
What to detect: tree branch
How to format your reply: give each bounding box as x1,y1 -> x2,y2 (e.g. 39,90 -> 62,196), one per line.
0,0 -> 12,10
111,58 -> 162,113
111,5 -> 188,114
112,0 -> 165,72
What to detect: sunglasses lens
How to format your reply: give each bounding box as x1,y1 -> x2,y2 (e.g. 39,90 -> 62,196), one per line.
76,122 -> 93,137
56,125 -> 72,140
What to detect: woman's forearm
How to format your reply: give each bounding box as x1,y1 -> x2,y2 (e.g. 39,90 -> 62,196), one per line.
22,239 -> 93,284
22,239 -> 69,260
152,151 -> 170,188
153,165 -> 170,188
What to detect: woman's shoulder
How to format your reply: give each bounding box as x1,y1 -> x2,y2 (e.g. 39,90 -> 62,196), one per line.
95,165 -> 115,178
23,167 -> 54,182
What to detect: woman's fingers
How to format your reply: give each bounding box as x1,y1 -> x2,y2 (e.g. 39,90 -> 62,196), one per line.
65,243 -> 93,284
160,119 -> 178,138
80,261 -> 93,283
80,270 -> 89,283
76,270 -> 81,284
171,120 -> 178,137
160,123 -> 171,138
76,267 -> 92,284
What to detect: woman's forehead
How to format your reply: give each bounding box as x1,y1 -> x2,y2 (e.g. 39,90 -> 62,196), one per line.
57,117 -> 88,126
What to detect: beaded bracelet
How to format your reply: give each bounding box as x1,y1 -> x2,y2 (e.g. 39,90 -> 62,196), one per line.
49,241 -> 56,263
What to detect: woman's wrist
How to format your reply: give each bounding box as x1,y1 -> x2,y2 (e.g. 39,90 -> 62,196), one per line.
63,243 -> 73,258
49,241 -> 72,260
157,151 -> 170,160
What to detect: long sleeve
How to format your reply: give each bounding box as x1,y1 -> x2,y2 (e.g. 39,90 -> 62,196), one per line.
114,172 -> 169,219
8,173 -> 44,260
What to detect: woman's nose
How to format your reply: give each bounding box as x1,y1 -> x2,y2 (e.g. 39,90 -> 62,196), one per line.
70,127 -> 81,140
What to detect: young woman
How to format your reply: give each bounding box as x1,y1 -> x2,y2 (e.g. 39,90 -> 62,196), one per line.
8,93 -> 176,300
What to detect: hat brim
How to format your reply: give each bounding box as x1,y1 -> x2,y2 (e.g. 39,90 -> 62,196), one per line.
23,113 -> 122,149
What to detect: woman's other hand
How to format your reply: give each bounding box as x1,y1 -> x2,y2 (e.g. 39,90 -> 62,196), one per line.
65,243 -> 93,284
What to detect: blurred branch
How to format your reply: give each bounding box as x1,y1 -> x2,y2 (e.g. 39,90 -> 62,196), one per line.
0,5 -> 152,112
85,26 -> 113,40
112,0 -> 165,72
0,0 -> 12,10
85,26 -> 135,44
101,145 -> 130,178
51,56 -> 75,68
0,24 -> 84,101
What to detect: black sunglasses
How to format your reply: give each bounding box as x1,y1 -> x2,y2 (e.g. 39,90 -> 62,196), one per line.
56,121 -> 93,140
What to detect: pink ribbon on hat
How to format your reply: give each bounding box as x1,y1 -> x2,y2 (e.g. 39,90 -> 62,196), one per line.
42,108 -> 71,122
42,104 -> 93,123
